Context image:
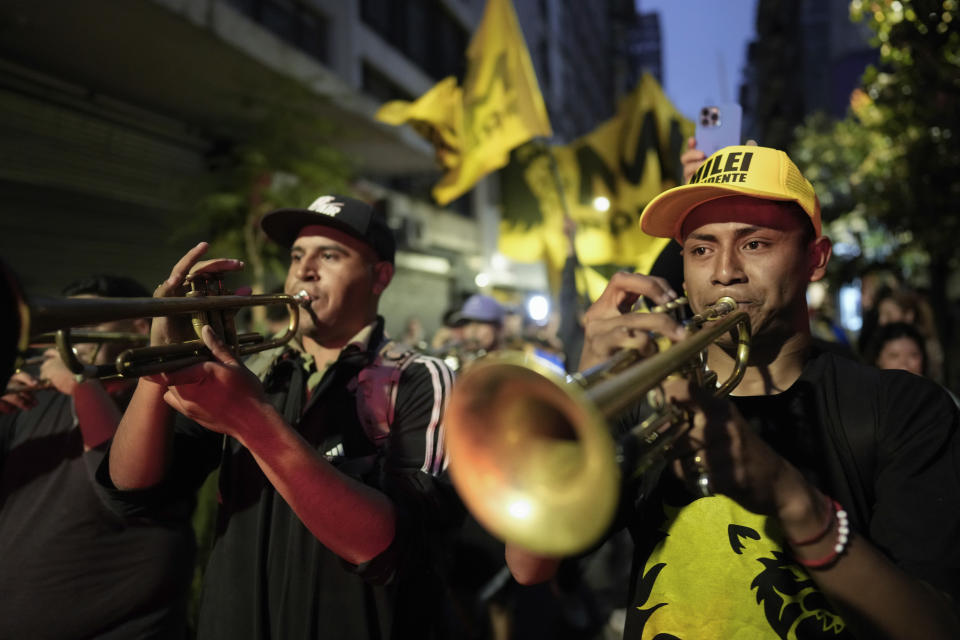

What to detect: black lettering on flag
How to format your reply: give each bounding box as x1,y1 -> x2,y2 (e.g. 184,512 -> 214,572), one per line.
577,145 -> 618,204
464,52 -> 511,147
609,209 -> 634,235
619,111 -> 659,184
666,118 -> 685,185
620,113 -> 686,188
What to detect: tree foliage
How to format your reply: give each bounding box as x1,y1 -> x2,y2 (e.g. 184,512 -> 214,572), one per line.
791,0 -> 960,289
185,97 -> 354,299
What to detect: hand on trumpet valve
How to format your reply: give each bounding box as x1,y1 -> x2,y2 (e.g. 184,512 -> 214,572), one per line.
152,242 -> 245,347
580,272 -> 687,371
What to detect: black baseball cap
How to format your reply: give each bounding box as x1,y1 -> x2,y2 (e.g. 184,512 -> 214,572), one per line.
260,195 -> 396,264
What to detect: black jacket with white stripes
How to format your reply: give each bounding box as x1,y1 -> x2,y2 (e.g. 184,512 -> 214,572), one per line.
99,317 -> 462,640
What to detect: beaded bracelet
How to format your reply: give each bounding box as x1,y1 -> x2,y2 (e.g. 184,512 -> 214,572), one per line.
792,499 -> 851,569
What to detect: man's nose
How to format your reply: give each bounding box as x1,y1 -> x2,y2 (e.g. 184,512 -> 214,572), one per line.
295,256 -> 319,281
711,247 -> 747,285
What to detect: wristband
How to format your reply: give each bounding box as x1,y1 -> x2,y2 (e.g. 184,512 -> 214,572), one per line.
792,499 -> 850,569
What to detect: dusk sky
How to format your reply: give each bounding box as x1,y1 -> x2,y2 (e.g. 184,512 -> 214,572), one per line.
638,0 -> 759,122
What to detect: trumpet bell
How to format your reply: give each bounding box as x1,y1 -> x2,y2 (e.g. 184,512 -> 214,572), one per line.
443,297 -> 750,556
445,350 -> 620,556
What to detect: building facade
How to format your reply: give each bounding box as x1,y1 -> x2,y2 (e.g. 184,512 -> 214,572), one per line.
739,0 -> 876,149
0,0 -> 643,337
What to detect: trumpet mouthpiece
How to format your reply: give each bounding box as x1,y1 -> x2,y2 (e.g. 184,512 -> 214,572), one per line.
714,296 -> 736,314
688,296 -> 739,327
292,290 -> 313,306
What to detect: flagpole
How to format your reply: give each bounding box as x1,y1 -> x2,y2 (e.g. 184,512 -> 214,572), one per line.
541,139 -> 572,220
540,139 -> 591,309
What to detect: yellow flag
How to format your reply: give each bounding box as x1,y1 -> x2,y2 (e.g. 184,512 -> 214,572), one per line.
375,76 -> 463,172
433,0 -> 552,205
499,74 -> 693,301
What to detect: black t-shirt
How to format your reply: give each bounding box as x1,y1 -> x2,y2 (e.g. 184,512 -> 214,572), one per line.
0,390 -> 195,639
621,351 -> 960,639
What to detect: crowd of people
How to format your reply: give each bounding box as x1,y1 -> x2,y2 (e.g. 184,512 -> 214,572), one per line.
2,142 -> 958,640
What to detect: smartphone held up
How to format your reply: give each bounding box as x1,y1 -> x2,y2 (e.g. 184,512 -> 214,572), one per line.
695,103 -> 742,155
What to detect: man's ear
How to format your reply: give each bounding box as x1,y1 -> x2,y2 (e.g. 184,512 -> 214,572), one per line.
808,236 -> 832,282
372,262 -> 394,295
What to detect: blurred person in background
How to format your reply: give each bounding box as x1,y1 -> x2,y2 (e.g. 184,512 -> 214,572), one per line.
399,315 -> 429,351
430,308 -> 464,355
865,322 -> 959,407
0,275 -> 195,639
431,295 -> 506,372
501,305 -> 527,350
867,322 -> 927,377
874,287 -> 945,383
855,267 -> 901,357
451,293 -> 506,355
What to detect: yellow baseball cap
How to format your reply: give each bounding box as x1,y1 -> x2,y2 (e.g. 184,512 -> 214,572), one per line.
640,145 -> 821,241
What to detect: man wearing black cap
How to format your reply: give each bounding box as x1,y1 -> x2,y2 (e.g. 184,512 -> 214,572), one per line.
502,147 -> 960,638
102,195 -> 459,639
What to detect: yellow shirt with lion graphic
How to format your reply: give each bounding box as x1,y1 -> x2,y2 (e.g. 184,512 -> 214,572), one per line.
627,495 -> 851,640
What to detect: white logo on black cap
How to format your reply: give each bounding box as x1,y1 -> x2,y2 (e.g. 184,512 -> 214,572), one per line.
307,196 -> 344,216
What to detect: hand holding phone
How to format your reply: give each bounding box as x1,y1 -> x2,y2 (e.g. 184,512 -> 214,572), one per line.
695,103 -> 742,155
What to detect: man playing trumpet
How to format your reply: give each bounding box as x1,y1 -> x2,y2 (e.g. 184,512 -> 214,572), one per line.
101,195 -> 460,639
0,275 -> 195,638
505,145 -> 960,638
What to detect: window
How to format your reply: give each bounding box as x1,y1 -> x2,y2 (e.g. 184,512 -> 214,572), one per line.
361,0 -> 467,82
226,0 -> 330,64
362,63 -> 414,103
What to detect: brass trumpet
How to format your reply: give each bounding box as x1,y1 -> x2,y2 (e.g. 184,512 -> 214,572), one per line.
443,297 -> 750,555
4,266 -> 311,385
9,331 -> 151,391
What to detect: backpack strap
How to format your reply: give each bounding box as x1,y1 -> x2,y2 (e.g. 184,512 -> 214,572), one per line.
381,339 -> 418,429
352,338 -> 418,440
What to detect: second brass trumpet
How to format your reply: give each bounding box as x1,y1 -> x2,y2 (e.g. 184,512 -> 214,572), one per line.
443,297 -> 751,555
9,273 -> 312,382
